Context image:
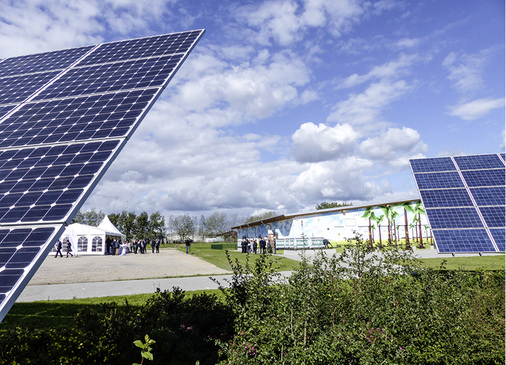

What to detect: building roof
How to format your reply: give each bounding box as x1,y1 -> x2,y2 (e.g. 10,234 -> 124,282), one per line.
231,198 -> 421,230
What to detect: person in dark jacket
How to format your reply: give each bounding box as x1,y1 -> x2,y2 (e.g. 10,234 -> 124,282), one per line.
54,240 -> 63,258
66,239 -> 73,257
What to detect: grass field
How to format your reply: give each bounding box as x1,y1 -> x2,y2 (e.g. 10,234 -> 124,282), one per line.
174,242 -> 302,272
417,254 -> 505,270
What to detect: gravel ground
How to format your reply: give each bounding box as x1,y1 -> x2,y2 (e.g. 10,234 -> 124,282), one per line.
28,249 -> 230,285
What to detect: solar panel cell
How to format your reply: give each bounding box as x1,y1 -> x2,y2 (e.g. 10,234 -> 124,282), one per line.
479,206 -> 505,228
461,169 -> 505,187
410,157 -> 456,173
413,171 -> 464,189
0,46 -> 93,77
420,188 -> 473,208
471,187 -> 505,206
454,154 -> 504,170
433,229 -> 495,252
427,207 -> 483,229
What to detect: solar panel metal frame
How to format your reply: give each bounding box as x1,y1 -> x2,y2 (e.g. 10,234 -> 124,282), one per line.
0,29 -> 205,322
410,153 -> 505,254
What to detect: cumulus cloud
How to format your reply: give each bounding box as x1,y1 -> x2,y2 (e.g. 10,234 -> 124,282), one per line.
327,80 -> 411,126
358,127 -> 427,167
235,0 -> 367,46
292,122 -> 359,162
290,157 -> 383,201
169,50 -> 312,127
0,0 -> 177,57
449,97 -> 505,120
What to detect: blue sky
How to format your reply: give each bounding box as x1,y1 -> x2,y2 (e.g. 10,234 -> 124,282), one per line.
0,0 -> 504,222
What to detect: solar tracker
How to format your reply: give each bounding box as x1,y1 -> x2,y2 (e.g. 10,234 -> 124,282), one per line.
0,29 -> 204,322
410,153 -> 505,253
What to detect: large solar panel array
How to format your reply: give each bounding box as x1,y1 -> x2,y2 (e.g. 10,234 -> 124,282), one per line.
0,29 -> 204,321
410,153 -> 505,253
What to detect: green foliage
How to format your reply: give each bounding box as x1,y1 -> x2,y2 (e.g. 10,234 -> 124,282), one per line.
216,232 -> 505,364
245,211 -> 278,223
315,201 -> 352,210
0,289 -> 234,365
72,208 -> 105,226
133,334 -> 156,364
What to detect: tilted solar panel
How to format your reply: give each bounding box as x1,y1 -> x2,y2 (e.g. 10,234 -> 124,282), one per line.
0,29 -> 205,321
410,153 -> 505,254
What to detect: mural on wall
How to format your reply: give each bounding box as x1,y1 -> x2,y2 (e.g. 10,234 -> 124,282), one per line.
236,201 -> 430,249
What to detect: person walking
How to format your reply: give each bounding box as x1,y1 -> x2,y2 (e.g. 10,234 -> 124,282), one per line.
66,239 -> 73,257
185,239 -> 191,254
54,240 -> 63,258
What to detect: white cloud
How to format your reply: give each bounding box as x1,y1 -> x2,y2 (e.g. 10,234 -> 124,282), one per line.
338,53 -> 417,88
327,80 -> 411,126
442,51 -> 488,96
236,0 -> 366,46
449,97 -> 505,120
292,122 -> 359,162
359,127 -> 427,167
290,157 -> 383,201
168,49 -> 312,127
396,38 -> 420,48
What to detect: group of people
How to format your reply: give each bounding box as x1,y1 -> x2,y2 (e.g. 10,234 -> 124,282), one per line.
54,239 -> 73,258
105,237 -> 162,255
240,236 -> 275,254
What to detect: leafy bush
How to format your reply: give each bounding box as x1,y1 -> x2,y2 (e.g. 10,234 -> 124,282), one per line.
215,233 -> 505,364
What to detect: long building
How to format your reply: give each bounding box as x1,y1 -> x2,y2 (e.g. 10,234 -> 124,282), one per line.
232,199 -> 429,250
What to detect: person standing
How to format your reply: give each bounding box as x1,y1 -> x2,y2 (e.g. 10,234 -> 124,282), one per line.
151,239 -> 155,253
185,239 -> 191,254
54,240 -> 63,258
155,239 -> 160,253
253,239 -> 258,254
66,239 -> 73,257
259,237 -> 266,254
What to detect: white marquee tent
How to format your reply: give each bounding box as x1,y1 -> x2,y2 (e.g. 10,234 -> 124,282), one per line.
52,216 -> 125,255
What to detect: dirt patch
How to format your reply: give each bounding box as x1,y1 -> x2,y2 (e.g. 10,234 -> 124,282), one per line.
28,249 -> 230,285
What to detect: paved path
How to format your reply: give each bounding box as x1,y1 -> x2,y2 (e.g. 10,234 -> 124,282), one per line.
17,247 -> 498,302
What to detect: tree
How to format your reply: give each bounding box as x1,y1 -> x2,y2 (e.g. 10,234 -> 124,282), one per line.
72,209 -> 105,226
149,212 -> 165,240
205,212 -> 229,236
172,214 -> 195,241
315,201 -> 352,210
135,212 -> 150,240
245,211 -> 277,223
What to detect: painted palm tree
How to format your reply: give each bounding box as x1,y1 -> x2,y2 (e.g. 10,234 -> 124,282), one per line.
361,207 -> 376,249
391,210 -> 400,248
401,202 -> 414,250
373,214 -> 385,249
412,201 -> 426,248
380,205 -> 393,246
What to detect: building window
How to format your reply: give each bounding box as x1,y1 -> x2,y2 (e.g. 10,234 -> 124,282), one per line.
78,237 -> 88,252
92,236 -> 102,252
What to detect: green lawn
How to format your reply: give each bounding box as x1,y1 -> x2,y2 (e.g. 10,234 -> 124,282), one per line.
417,254 -> 505,271
176,242 -> 302,272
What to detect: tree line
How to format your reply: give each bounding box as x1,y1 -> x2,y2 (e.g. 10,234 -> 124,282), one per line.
72,209 -> 245,242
